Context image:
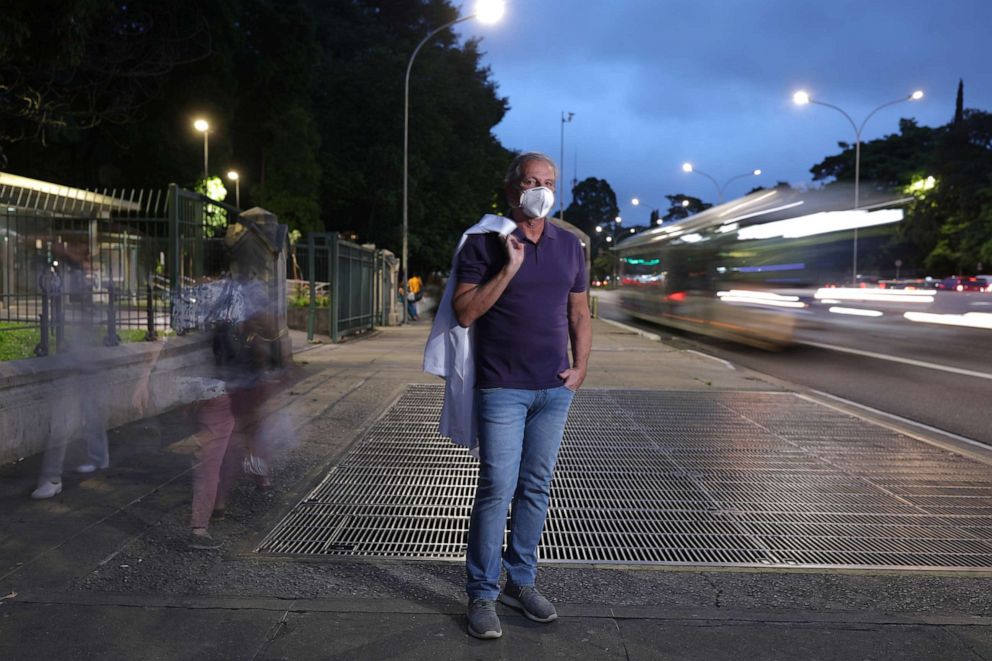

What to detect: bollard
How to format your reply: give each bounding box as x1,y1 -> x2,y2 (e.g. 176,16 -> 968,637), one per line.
34,269 -> 58,357
35,288 -> 50,357
145,277 -> 158,341
590,295 -> 599,319
53,277 -> 64,353
104,281 -> 120,346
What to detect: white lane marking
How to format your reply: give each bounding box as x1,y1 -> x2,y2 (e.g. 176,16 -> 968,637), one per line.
798,339 -> 992,381
685,349 -> 736,370
600,318 -> 662,342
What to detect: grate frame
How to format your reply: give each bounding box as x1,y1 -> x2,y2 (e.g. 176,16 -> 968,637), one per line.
257,385 -> 992,570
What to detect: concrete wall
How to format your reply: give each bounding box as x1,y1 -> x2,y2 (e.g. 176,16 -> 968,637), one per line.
286,306 -> 329,336
0,335 -> 214,465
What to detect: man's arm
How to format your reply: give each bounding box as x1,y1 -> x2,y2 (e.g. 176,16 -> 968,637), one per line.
452,234 -> 524,327
558,291 -> 592,390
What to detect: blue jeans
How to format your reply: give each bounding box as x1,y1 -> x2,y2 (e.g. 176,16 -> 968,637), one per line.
466,385 -> 575,600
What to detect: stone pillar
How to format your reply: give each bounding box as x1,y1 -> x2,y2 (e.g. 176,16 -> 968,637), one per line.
224,207 -> 292,365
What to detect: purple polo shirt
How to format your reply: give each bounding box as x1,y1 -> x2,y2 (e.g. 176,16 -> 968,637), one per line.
456,220 -> 587,390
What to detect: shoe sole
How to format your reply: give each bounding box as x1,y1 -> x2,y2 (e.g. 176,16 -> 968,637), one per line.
498,594 -> 558,623
467,624 -> 502,639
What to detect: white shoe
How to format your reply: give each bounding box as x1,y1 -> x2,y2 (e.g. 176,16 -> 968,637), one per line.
75,460 -> 109,474
31,480 -> 63,499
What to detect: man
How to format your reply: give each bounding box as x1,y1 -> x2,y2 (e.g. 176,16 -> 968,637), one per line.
452,152 -> 592,639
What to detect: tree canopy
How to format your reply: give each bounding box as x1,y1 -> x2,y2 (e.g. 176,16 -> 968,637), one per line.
1,0 -> 512,270
563,177 -> 619,239
807,84 -> 992,275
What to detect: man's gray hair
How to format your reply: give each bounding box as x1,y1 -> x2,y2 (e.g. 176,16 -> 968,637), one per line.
504,152 -> 559,190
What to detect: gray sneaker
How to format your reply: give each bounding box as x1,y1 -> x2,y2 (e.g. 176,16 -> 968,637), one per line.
499,583 -> 557,623
467,598 -> 502,639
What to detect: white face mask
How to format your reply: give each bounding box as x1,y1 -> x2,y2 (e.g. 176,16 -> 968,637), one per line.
518,186 -> 555,219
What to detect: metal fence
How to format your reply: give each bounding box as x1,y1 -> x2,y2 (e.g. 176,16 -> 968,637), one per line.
293,232 -> 383,342
0,180 -> 236,357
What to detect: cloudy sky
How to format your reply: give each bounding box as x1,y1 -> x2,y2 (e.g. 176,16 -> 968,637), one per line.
454,0 -> 992,226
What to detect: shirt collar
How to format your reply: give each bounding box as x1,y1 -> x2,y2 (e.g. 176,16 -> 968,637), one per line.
511,218 -> 560,243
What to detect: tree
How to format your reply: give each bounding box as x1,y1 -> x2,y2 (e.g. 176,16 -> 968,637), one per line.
2,0 -> 512,254
305,0 -> 511,271
902,108 -> 992,274
660,194 -> 710,223
0,1 -> 213,149
563,177 -> 619,238
809,118 -> 939,198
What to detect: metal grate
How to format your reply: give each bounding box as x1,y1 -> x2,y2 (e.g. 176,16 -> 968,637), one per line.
257,385 -> 992,569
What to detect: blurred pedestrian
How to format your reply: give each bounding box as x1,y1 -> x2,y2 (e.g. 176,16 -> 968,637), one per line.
133,274 -> 287,549
407,273 -> 423,321
32,244 -> 110,499
449,152 -> 591,639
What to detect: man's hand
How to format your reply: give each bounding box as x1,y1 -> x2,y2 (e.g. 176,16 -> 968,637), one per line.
504,234 -> 525,275
558,366 -> 587,392
453,233 -> 525,327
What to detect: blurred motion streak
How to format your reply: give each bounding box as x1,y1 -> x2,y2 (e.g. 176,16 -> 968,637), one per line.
904,312 -> 992,330
737,209 -> 903,241
815,288 -> 934,304
717,290 -> 806,309
828,306 -> 884,317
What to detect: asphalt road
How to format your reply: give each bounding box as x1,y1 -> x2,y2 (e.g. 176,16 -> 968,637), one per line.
595,288 -> 992,445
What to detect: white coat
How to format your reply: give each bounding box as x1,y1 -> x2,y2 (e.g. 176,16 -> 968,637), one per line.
423,214 -> 517,456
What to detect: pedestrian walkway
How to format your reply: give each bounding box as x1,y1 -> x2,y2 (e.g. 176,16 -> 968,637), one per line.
2,319 -> 992,660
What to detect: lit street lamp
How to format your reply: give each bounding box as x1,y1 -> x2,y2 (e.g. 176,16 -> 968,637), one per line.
402,0 -> 505,322
793,88 -> 923,280
193,118 -> 210,180
681,162 -> 761,203
227,170 -> 240,208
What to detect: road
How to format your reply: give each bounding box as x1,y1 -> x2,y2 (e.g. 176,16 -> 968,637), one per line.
594,288 -> 992,445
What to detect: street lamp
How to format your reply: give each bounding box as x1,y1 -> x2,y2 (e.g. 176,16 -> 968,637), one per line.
402,0 -> 505,322
681,162 -> 761,203
193,118 -> 210,180
226,170 -> 240,208
793,88 -> 924,280
559,111 -> 574,220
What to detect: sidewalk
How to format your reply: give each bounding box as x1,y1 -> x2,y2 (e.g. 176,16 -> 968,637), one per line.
2,319 -> 992,660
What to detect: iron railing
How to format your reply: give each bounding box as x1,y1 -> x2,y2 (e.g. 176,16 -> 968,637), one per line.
0,179 -> 237,358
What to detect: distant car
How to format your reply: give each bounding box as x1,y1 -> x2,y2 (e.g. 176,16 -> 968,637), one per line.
878,278 -> 935,290
936,276 -> 989,292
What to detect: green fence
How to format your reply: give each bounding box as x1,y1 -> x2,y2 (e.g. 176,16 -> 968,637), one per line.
0,178 -> 237,359
294,232 -> 380,342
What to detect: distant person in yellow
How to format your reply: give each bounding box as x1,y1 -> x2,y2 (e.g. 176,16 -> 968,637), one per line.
407,274 -> 423,321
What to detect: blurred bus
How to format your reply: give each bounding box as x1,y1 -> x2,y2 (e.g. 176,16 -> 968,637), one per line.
613,185 -> 912,348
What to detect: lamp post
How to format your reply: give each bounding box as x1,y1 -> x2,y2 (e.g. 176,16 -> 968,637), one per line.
226,170 -> 240,208
402,0 -> 505,322
681,162 -> 761,203
193,119 -> 210,180
559,111 -> 574,220
793,88 -> 923,281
